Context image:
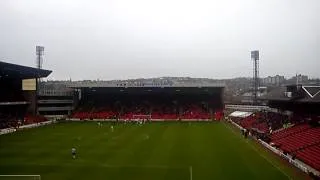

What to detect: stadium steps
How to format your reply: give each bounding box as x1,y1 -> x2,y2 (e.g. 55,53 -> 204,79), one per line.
270,124 -> 311,141
295,144 -> 320,171
274,127 -> 320,152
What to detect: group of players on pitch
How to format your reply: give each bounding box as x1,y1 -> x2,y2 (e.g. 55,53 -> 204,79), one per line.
71,119 -> 147,159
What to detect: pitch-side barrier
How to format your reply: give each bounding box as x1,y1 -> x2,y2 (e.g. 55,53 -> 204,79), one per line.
67,118 -> 214,122
229,120 -> 320,176
0,120 -> 56,135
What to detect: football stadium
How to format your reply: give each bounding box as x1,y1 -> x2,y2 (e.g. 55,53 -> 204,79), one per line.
0,61 -> 319,180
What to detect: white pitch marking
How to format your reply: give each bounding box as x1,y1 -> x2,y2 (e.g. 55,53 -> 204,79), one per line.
0,175 -> 40,176
189,166 -> 193,180
0,175 -> 41,180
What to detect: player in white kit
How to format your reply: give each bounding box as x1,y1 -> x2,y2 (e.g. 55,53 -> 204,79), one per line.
71,147 -> 76,159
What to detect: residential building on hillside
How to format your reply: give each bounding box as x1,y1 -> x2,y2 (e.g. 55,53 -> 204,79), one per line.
261,75 -> 285,86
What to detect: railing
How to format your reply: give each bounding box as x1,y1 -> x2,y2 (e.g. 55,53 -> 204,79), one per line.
38,99 -> 73,104
225,104 -> 277,112
0,101 -> 29,105
39,89 -> 73,96
38,106 -> 74,111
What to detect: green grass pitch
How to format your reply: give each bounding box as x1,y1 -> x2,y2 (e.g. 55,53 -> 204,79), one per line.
0,121 -> 306,180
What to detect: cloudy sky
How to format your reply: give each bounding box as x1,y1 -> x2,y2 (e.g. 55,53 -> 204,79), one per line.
0,0 -> 319,80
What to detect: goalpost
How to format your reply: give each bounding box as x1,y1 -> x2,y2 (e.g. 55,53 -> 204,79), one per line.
0,175 -> 41,180
132,114 -> 151,121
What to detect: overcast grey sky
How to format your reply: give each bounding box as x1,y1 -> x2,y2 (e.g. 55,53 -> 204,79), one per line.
0,0 -> 319,80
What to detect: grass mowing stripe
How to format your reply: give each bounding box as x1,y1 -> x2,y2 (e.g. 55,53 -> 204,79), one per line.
0,163 -> 187,169
0,121 -> 297,180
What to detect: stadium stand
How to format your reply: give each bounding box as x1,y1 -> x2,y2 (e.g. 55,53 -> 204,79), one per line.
295,144 -> 320,171
70,86 -> 224,120
71,103 -> 220,120
263,84 -> 320,172
0,61 -> 51,128
231,108 -> 320,172
150,103 -> 178,120
180,104 -> 210,119
271,126 -> 320,152
24,115 -> 48,124
270,124 -> 311,141
270,124 -> 320,171
231,111 -> 295,133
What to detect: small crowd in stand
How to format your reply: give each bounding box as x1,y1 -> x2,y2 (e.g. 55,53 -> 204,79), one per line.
0,113 -> 47,130
72,103 -> 224,120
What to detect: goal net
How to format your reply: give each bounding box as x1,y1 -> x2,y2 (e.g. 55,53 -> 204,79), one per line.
132,114 -> 151,121
0,175 -> 41,180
